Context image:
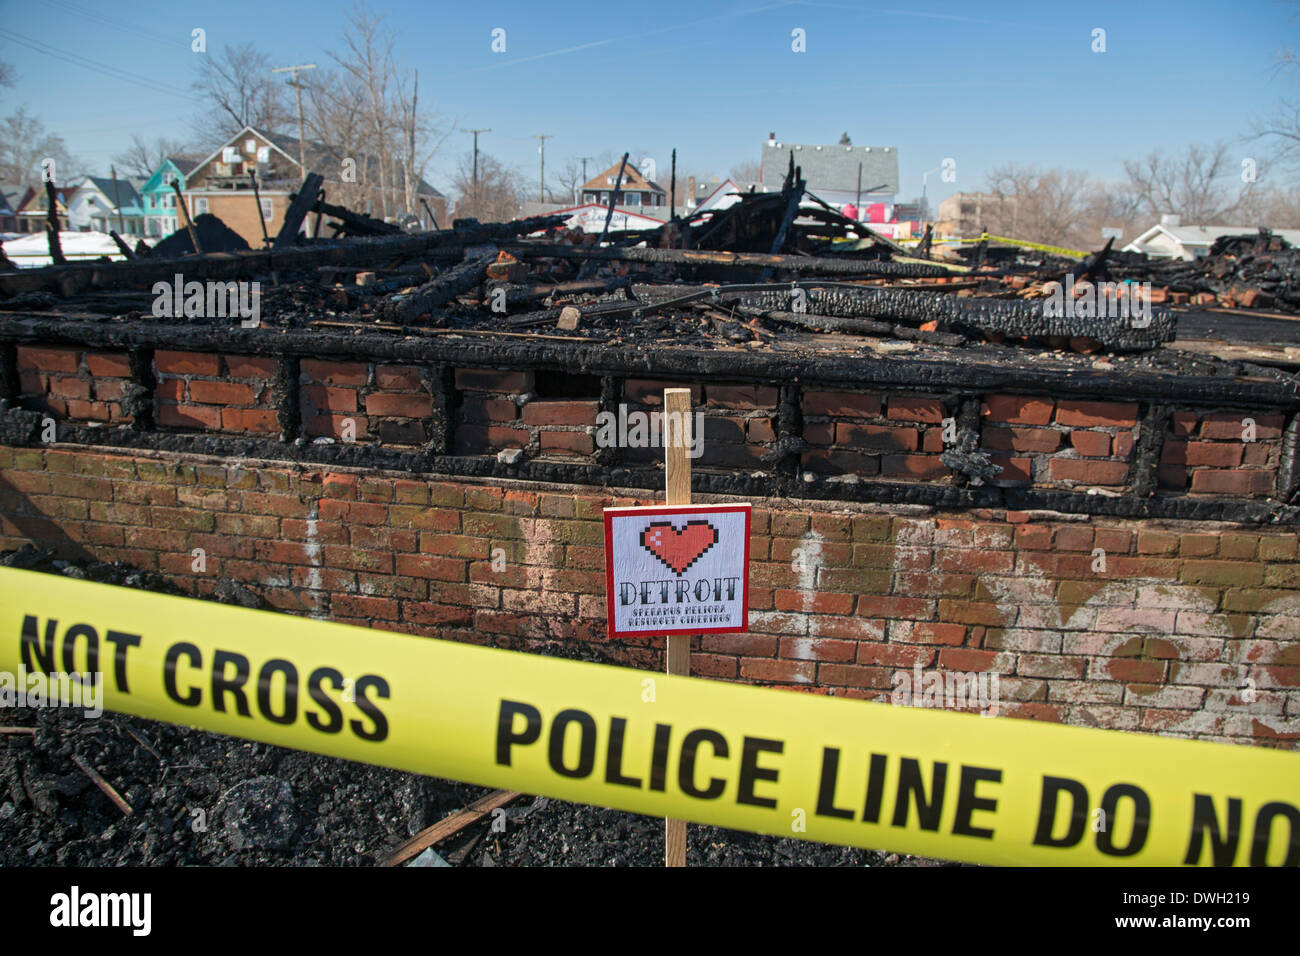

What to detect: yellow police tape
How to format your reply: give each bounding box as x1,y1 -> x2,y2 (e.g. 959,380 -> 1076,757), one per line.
3,567 -> 1297,866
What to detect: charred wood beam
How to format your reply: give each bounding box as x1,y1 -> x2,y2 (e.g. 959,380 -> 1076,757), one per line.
381,251 -> 495,323
0,215 -> 570,298
12,413 -> 1296,525
724,285 -> 1176,351
171,181 -> 202,255
1130,404 -> 1172,498
45,180 -> 65,267
425,363 -> 455,456
771,383 -> 803,497
108,231 -> 135,260
594,375 -> 621,467
274,355 -> 301,442
124,347 -> 155,430
274,173 -> 326,250
249,170 -> 270,248
579,153 -> 629,280
746,307 -> 966,347
0,342 -> 17,405
504,244 -> 950,277
1278,413 -> 1300,503
941,397 -> 989,486
802,191 -> 911,259
311,196 -> 402,236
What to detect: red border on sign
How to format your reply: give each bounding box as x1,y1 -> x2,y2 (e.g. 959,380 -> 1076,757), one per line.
603,503 -> 751,640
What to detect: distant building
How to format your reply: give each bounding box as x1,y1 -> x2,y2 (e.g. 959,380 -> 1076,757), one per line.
0,186 -> 19,232
935,192 -> 1006,239
12,184 -> 70,234
759,133 -> 898,211
67,176 -> 146,235
580,162 -> 666,209
1123,215 -> 1300,260
184,126 -> 447,247
139,156 -> 198,238
522,202 -> 666,233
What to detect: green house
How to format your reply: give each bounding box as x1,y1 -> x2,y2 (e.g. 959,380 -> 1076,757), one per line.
140,156 -> 198,238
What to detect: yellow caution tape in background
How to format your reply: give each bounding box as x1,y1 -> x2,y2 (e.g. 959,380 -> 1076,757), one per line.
2,567 -> 1297,866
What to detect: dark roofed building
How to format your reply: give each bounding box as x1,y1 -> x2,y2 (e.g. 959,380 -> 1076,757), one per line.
759,133 -> 899,210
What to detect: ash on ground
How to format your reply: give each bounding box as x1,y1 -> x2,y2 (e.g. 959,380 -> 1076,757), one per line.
0,546 -> 956,867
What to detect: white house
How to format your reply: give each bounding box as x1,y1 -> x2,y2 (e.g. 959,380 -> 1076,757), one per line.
538,202 -> 667,233
66,176 -> 146,236
1123,215 -> 1300,260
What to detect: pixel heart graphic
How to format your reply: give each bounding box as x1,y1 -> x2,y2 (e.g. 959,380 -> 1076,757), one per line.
639,520 -> 719,576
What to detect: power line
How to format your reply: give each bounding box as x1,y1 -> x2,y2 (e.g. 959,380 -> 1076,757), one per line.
37,0 -> 177,46
0,28 -> 200,102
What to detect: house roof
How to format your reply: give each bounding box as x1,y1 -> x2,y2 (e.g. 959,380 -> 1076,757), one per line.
261,129 -> 444,198
760,140 -> 899,195
1124,223 -> 1300,255
581,161 -> 663,195
78,176 -> 144,212
168,156 -> 199,176
191,126 -> 445,199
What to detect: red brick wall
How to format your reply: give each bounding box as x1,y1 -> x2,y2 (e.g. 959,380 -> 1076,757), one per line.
156,350 -> 277,434
17,346 -> 132,424
12,354 -> 1294,502
2,445 -> 1296,749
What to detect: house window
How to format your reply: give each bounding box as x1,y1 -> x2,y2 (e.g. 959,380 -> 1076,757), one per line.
194,197 -> 209,215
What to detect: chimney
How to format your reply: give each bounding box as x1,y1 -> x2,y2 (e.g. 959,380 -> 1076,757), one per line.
768,132 -> 775,143
1160,213 -> 1181,228
687,176 -> 696,208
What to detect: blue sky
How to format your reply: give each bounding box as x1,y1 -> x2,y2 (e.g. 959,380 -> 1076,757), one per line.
0,0 -> 1296,205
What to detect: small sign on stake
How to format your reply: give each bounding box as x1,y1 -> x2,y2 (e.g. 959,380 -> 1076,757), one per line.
603,503 -> 751,638
601,386 -> 752,867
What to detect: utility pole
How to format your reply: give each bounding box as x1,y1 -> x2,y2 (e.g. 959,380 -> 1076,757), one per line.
271,64 -> 317,185
578,156 -> 594,195
461,128 -> 491,217
533,134 -> 552,203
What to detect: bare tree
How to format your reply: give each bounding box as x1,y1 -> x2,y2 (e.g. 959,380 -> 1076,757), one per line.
190,42 -> 289,146
451,152 -> 523,222
550,158 -> 586,205
1121,142 -> 1242,223
0,107 -> 76,184
730,161 -> 762,184
0,56 -> 16,91
983,164 -> 1099,250
1232,183 -> 1300,229
113,134 -> 191,179
308,4 -> 450,221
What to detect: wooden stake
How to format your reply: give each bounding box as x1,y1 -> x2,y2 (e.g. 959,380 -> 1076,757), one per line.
663,386 -> 692,867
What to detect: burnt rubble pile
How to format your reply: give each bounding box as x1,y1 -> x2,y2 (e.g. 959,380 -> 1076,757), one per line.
1107,230 -> 1300,311
972,229 -> 1300,315
0,162 -> 1186,357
